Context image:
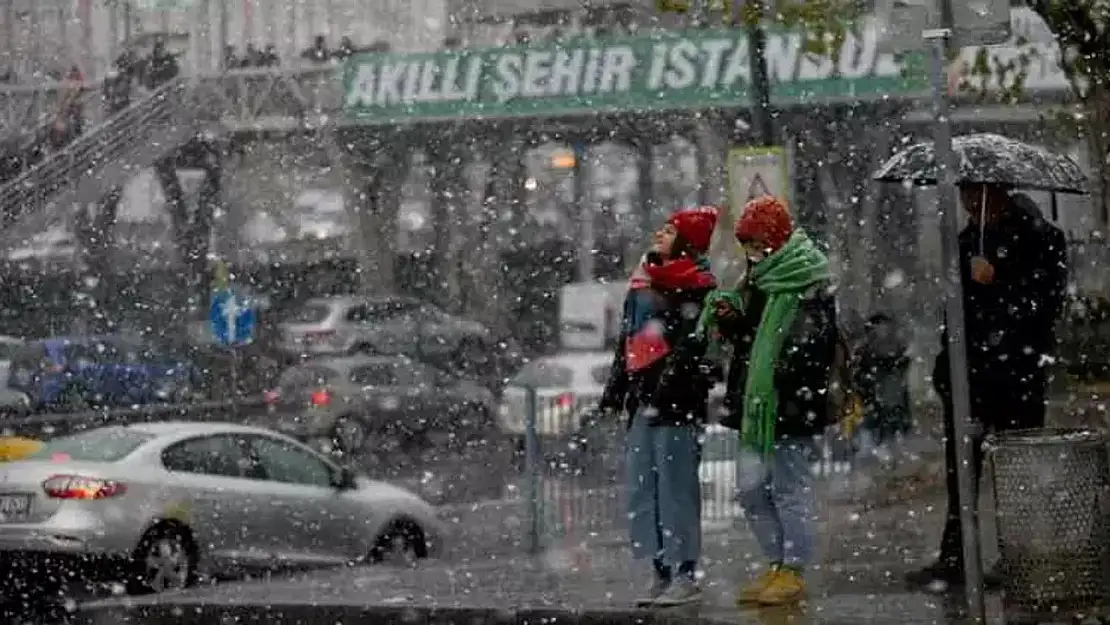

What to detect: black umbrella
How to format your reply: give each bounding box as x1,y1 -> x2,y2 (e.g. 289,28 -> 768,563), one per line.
872,133 -> 1090,195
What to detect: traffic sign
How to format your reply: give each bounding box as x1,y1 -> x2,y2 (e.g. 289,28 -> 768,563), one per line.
711,146 -> 790,288
210,289 -> 256,347
746,173 -> 771,201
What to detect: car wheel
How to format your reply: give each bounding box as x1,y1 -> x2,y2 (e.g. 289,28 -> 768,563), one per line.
332,416 -> 368,456
370,520 -> 427,566
129,525 -> 196,594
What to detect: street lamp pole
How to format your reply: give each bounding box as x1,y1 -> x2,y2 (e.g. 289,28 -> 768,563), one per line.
744,1 -> 775,146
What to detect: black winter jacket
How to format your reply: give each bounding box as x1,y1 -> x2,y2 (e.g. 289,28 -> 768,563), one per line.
718,284 -> 839,441
934,197 -> 1068,395
599,282 -> 714,427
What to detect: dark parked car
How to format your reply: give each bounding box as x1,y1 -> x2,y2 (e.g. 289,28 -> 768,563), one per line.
260,354 -> 496,454
258,354 -> 509,504
275,295 -> 519,388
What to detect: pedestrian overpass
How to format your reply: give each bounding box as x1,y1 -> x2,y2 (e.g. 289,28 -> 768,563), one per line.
0,23 -> 1074,324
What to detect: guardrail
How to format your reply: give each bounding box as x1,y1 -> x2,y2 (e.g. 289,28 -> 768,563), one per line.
0,398 -> 267,441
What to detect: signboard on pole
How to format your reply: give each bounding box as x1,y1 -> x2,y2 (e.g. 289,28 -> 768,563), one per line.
210,289 -> 256,347
952,0 -> 1011,47
711,147 -> 789,288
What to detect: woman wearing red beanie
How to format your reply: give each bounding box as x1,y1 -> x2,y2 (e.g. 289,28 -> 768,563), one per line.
702,195 -> 838,606
598,206 -> 718,607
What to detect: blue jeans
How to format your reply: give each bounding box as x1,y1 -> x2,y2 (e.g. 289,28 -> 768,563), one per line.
625,414 -> 702,566
737,438 -> 817,568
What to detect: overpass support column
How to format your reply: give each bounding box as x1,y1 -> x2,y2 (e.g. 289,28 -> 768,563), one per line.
341,129 -> 407,295
693,117 -> 728,208
154,138 -> 221,313
74,186 -> 122,332
429,130 -> 470,312
193,142 -> 221,312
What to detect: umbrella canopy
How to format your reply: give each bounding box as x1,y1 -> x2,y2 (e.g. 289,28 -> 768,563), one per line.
872,133 -> 1090,195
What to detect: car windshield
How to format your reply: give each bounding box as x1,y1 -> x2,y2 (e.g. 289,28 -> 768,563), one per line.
28,428 -> 156,462
279,366 -> 336,389
282,304 -> 332,324
511,361 -> 574,388
350,363 -> 402,386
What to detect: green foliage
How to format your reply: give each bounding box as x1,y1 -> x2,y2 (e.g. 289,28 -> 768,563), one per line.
688,0 -> 863,63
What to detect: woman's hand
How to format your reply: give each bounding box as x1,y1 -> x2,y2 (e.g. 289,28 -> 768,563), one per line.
715,299 -> 736,320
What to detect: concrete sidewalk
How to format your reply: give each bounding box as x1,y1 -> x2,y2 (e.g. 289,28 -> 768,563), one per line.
82,550 -> 1009,625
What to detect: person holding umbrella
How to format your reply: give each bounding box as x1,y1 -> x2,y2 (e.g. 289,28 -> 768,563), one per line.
905,182 -> 1068,590
873,133 -> 1077,591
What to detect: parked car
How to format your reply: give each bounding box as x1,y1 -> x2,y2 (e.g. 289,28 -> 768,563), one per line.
0,422 -> 443,594
7,336 -> 202,411
0,336 -> 30,414
498,350 -> 728,439
261,354 -> 497,455
275,295 -> 508,377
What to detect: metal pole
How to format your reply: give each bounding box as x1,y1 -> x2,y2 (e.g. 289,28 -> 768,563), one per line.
925,27 -> 986,623
524,386 -> 541,555
573,143 -> 594,283
747,17 -> 774,147
217,0 -> 228,72
230,347 -> 239,419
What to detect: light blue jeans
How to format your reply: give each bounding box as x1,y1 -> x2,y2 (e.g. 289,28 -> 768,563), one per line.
625,413 -> 702,566
737,438 -> 817,568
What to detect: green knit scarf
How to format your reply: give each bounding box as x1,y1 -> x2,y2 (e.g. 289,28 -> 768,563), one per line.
736,230 -> 830,453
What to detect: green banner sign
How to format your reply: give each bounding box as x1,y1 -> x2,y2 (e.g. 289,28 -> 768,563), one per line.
342,25 -> 927,125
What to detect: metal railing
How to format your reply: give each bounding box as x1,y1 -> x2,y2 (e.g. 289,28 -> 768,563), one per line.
511,387 -> 874,555
0,76 -> 203,234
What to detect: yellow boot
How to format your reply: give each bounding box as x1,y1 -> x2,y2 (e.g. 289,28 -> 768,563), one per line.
736,568 -> 780,606
756,568 -> 806,606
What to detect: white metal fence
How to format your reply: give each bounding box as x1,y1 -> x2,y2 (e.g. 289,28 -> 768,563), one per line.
514,387 -> 869,554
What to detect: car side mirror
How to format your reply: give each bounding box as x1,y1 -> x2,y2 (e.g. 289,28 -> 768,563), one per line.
334,466 -> 358,490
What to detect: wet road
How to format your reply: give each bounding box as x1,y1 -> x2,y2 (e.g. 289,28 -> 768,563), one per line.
77,492 -> 1020,625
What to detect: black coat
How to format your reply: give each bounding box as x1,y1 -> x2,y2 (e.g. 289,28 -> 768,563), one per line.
599,282 -> 714,428
718,284 -> 839,441
934,197 -> 1068,410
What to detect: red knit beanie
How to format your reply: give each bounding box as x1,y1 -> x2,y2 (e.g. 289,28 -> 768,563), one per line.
666,206 -> 719,254
734,195 -> 793,252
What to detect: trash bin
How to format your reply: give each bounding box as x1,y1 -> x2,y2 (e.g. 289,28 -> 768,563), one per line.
987,428 -> 1110,620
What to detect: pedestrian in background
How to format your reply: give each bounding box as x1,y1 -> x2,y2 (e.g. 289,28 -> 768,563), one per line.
598,206 -> 718,607
702,196 -> 837,607
906,184 -> 1068,590
853,312 -> 912,461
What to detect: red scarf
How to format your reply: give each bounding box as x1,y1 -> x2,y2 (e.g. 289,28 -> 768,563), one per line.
628,256 -> 716,291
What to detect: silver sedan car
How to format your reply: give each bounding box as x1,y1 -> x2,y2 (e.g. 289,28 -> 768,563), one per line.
0,422 -> 444,593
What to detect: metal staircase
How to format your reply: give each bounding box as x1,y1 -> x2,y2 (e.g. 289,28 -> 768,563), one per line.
0,77 -> 208,244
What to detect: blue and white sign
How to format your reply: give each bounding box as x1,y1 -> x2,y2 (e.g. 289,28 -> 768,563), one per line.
210,289 -> 256,346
